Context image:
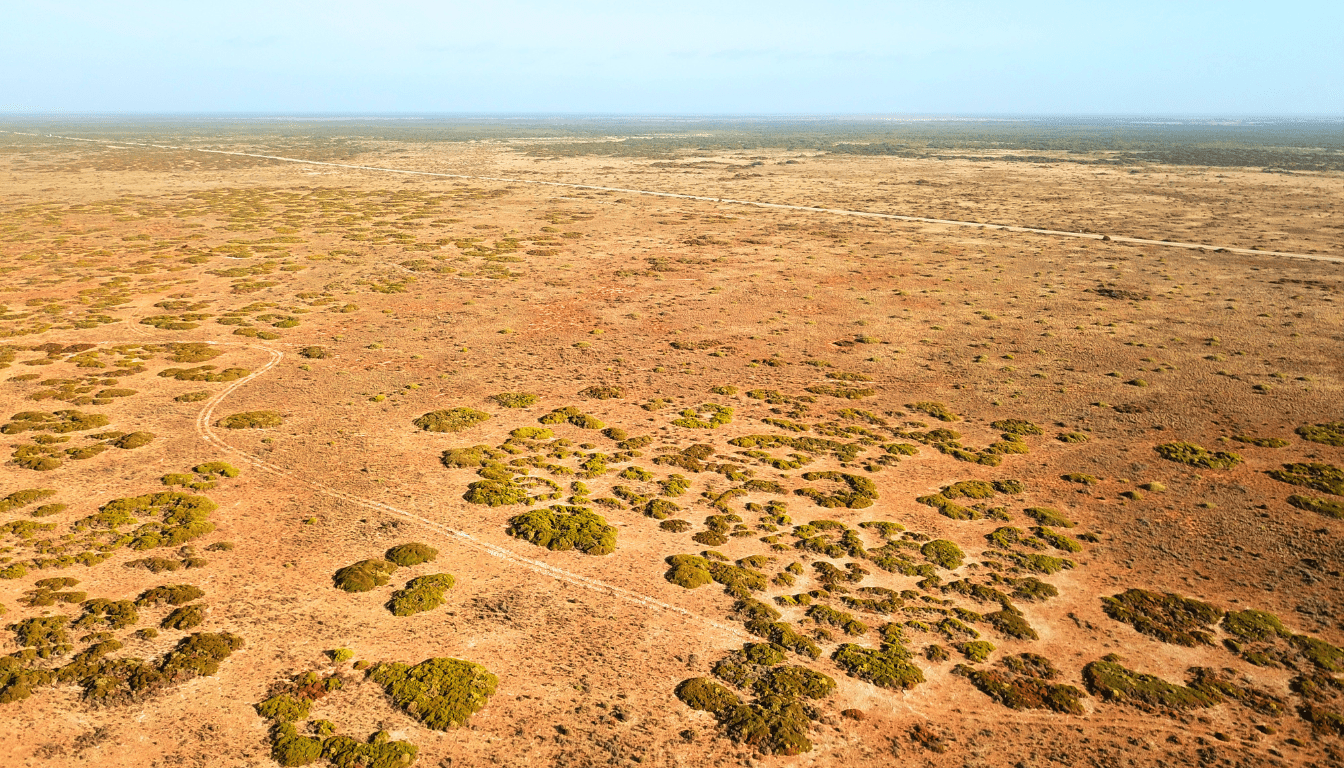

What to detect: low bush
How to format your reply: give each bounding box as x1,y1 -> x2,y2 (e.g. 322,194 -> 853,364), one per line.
1154,442 -> 1241,470
506,505 -> 616,555
333,559 -> 398,592
385,543 -> 438,566
218,411 -> 283,429
367,657 -> 498,730
1101,589 -> 1222,646
489,392 -> 538,408
413,408 -> 489,433
1082,657 -> 1218,715
388,574 -> 455,616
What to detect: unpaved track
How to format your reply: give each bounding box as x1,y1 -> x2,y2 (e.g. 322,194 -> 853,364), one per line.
5,130 -> 1339,265
187,342 -> 749,640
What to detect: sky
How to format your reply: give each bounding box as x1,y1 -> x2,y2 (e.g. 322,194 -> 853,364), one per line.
1,0 -> 1340,115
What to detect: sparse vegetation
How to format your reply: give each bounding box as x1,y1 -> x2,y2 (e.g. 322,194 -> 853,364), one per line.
414,408 -> 489,432
218,411 -> 283,429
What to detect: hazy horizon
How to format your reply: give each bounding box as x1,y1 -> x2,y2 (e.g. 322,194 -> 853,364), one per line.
3,1 -> 1339,116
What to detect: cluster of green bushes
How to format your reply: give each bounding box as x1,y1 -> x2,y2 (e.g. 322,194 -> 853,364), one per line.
1297,422 -> 1344,447
388,574 -> 454,617
506,505 -> 616,555
158,365 -> 250,382
832,624 -> 925,691
0,630 -> 243,705
672,404 -> 733,429
793,472 -> 877,509
1269,463 -> 1344,496
539,406 -> 604,429
414,408 -> 489,433
1154,442 -> 1242,470
368,657 -> 497,730
916,480 -> 1022,521
160,462 -> 239,492
675,642 -> 835,755
955,653 -> 1084,714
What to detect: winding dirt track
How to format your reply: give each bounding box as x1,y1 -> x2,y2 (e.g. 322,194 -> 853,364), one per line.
4,130 -> 1339,264
189,341 -> 748,640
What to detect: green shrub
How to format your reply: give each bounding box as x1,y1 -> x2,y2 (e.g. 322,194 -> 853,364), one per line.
1297,422 -> 1344,447
8,616 -> 72,658
0,488 -> 56,514
955,654 -> 1084,714
1101,589 -> 1222,646
1154,442 -> 1241,470
83,492 -> 217,550
509,426 -> 553,440
1290,635 -> 1344,672
137,584 -> 205,606
660,519 -> 692,533
506,505 -> 616,555
413,408 -> 489,433
1024,507 -> 1075,528
1057,432 -> 1089,443
161,604 -> 206,630
1083,658 -> 1218,715
322,731 -> 418,768
832,628 -> 924,690
539,406 -> 604,429
174,391 -> 211,403
385,543 -> 438,566
673,404 -> 734,429
159,366 -> 250,382
986,609 -> 1038,640
367,657 -> 497,730
388,574 -> 455,616
113,431 -> 155,449
218,411 -> 283,429
991,419 -> 1041,436
794,472 -> 877,509
718,695 -> 816,756
1268,463 -> 1344,496
1221,609 -> 1291,642
256,693 -> 311,722
710,385 -> 738,396
297,346 -> 328,359
676,677 -> 742,713
333,559 -> 398,592
921,540 -> 964,570
1288,495 -> 1344,519
959,641 -> 995,662
489,392 -> 538,408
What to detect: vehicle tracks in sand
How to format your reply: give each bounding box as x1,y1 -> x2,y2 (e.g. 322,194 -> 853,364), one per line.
184,341 -> 749,641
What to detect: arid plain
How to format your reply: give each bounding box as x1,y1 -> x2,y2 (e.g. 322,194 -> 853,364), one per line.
0,121 -> 1341,768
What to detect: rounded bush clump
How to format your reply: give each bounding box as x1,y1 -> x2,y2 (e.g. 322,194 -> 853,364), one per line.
489,392 -> 538,408
388,573 -> 455,616
1297,422 -> 1344,447
1154,442 -> 1241,470
385,542 -> 439,567
660,519 -> 692,533
506,505 -> 616,555
676,677 -> 742,712
333,559 -> 398,592
413,408 -> 489,433
113,431 -> 155,449
921,540 -> 964,570
218,411 -> 283,429
298,346 -> 329,359
368,657 -> 498,730
161,603 -> 207,630
579,386 -> 623,400
175,391 -> 211,403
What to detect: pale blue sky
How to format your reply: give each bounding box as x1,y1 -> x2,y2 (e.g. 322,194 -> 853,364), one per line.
2,0 -> 1339,114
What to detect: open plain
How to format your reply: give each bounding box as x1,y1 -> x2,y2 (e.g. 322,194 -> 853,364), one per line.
0,118 -> 1341,768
